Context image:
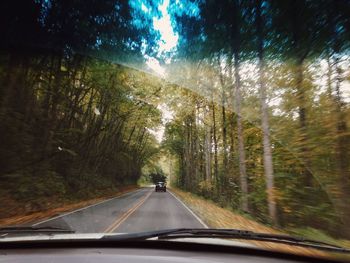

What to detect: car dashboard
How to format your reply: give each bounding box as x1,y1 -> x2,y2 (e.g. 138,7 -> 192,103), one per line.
0,240 -> 342,263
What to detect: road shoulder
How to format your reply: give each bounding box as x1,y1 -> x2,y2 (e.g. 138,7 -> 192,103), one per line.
169,187 -> 326,258
0,186 -> 140,227
168,189 -> 208,228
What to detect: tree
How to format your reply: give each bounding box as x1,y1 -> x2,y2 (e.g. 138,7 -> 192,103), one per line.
255,0 -> 277,224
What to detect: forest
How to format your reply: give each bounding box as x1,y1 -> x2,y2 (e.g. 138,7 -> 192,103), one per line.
0,0 -> 164,217
1,0 -> 350,240
161,0 -> 350,238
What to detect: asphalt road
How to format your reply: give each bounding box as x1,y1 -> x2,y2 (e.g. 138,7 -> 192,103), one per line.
34,187 -> 206,233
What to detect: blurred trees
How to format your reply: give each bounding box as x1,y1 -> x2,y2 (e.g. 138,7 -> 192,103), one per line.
149,172 -> 167,184
0,53 -> 163,214
0,0 -> 162,216
164,0 -> 350,238
1,0 -> 350,240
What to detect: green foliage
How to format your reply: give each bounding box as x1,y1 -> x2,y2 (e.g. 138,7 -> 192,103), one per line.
163,0 -> 350,239
14,171 -> 66,201
198,180 -> 215,199
0,53 -> 164,216
149,171 -> 167,184
2,0 -> 350,242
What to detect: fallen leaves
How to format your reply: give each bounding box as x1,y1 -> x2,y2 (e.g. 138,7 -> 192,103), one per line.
0,185 -> 139,227
170,187 -> 329,259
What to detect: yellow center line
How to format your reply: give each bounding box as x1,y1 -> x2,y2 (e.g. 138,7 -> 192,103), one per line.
104,190 -> 153,233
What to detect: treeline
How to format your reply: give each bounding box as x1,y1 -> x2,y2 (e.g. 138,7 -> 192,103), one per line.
0,52 -> 162,216
163,0 -> 350,238
0,0 -> 162,217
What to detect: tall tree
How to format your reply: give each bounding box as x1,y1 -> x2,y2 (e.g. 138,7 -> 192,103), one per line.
231,0 -> 249,213
255,0 -> 277,224
323,0 -> 350,237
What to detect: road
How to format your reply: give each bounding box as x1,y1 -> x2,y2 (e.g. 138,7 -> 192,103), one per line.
33,187 -> 206,233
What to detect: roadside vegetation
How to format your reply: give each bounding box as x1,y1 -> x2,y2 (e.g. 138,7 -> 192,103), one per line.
170,187 -> 350,259
0,185 -> 138,227
162,0 -> 350,240
1,0 -> 350,247
0,1 -> 164,219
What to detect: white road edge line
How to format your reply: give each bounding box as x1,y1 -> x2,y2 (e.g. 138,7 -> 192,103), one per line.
33,188 -> 145,226
168,189 -> 209,228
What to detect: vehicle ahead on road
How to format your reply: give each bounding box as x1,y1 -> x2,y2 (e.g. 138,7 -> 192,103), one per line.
155,182 -> 166,192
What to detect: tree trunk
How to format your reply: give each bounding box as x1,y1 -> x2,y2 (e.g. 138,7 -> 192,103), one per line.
256,0 -> 277,224
212,102 -> 219,189
290,1 -> 313,188
332,43 -> 350,237
234,52 -> 249,213
185,119 -> 191,190
230,0 -> 249,213
205,105 -> 212,183
218,54 -> 228,185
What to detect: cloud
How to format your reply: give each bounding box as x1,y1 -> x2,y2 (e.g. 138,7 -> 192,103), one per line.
153,0 -> 179,53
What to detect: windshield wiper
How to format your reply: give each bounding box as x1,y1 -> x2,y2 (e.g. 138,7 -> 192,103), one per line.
0,226 -> 74,236
103,228 -> 350,253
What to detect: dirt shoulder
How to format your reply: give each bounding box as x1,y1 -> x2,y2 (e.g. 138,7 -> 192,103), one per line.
0,185 -> 139,227
170,187 -> 329,259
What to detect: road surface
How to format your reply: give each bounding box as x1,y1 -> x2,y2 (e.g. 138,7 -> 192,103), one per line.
34,187 -> 206,233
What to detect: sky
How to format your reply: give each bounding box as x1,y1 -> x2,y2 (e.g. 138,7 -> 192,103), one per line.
130,0 -> 200,76
152,0 -> 179,54
141,0 -> 178,75
130,0 -> 350,142
131,0 -> 180,141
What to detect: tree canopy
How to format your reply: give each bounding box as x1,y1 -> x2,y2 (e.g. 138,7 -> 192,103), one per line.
1,0 -> 350,240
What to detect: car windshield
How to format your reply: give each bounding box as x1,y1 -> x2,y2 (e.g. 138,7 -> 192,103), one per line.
1,0 -> 350,260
